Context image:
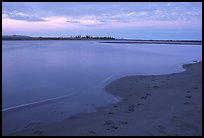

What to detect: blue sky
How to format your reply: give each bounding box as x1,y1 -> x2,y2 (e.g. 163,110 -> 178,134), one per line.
2,2 -> 202,40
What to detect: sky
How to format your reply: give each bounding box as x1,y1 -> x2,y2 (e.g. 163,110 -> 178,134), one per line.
2,2 -> 202,40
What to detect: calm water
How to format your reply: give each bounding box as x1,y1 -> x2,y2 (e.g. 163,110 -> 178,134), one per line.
2,40 -> 202,134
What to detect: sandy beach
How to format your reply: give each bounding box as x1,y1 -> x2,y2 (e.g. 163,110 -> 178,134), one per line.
9,61 -> 202,136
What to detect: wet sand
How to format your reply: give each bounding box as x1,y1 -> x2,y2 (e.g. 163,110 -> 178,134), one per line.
8,61 -> 202,136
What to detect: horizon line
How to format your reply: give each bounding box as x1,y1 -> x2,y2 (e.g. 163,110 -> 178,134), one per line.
2,34 -> 202,41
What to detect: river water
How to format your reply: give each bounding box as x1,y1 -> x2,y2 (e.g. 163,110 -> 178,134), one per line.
2,40 -> 202,135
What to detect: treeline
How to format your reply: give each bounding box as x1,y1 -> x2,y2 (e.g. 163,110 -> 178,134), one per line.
2,35 -> 115,40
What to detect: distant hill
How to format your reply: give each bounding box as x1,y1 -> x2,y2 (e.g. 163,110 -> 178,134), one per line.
2,35 -> 32,40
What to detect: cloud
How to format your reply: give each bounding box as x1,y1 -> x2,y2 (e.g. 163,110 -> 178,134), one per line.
67,20 -> 80,23
3,11 -> 47,22
2,2 -> 202,39
2,17 -> 86,35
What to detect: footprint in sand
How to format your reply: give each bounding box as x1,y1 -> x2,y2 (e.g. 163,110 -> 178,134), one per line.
184,95 -> 191,105
140,96 -> 147,100
33,130 -> 43,135
157,125 -> 166,131
140,93 -> 152,100
184,102 -> 190,105
120,121 -> 128,125
104,120 -> 114,126
185,95 -> 191,99
25,122 -> 40,128
123,98 -> 128,101
88,130 -> 96,135
113,105 -> 118,108
108,111 -> 115,115
104,120 -> 118,131
157,125 -> 166,129
129,87 -> 133,90
153,86 -> 159,89
171,116 -> 181,124
193,86 -> 199,90
152,79 -> 158,81
67,115 -> 78,120
137,103 -> 144,107
145,84 -> 150,89
110,125 -> 118,130
128,105 -> 135,112
129,83 -> 134,86
157,125 -> 167,133
53,110 -> 65,116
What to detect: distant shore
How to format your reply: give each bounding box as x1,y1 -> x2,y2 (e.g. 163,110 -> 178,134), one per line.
100,40 -> 202,45
2,35 -> 202,45
9,61 -> 202,136
2,35 -> 115,41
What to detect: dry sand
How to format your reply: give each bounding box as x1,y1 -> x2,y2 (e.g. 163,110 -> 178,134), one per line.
9,62 -> 202,136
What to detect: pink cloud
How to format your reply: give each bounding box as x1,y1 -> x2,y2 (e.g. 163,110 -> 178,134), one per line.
2,17 -> 88,34
102,19 -> 202,30
2,14 -> 201,35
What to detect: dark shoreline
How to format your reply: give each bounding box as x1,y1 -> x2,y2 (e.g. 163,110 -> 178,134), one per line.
3,39 -> 202,45
100,41 -> 202,45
